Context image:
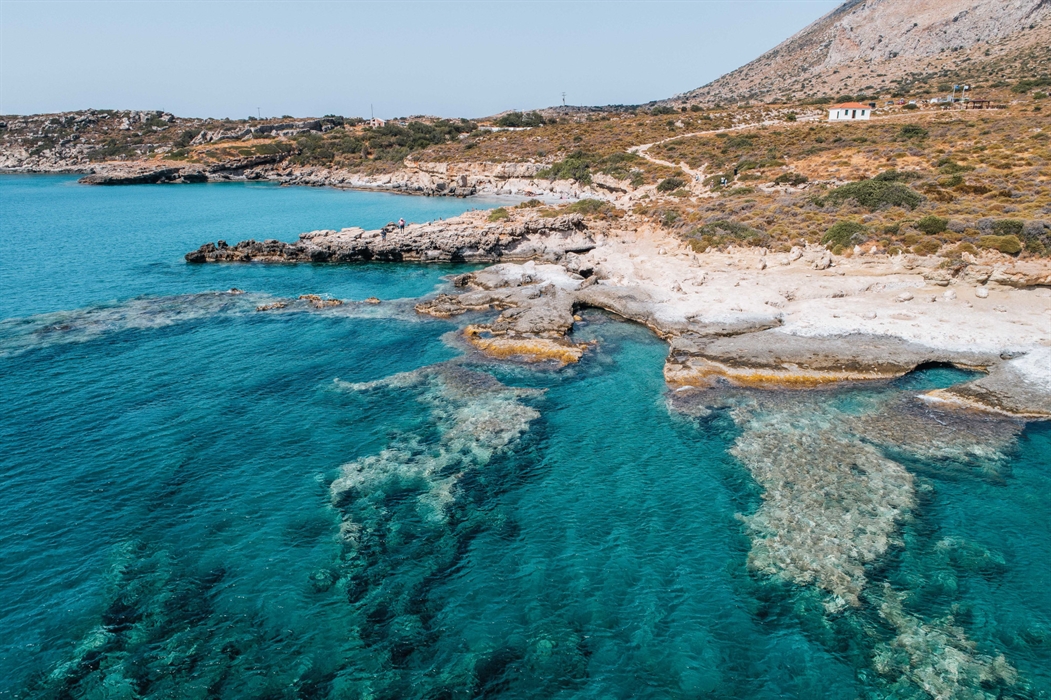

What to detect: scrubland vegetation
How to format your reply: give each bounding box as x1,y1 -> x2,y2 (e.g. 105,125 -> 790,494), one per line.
632,108 -> 1051,258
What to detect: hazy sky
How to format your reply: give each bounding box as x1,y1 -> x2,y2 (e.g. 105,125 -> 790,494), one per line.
1,0 -> 841,118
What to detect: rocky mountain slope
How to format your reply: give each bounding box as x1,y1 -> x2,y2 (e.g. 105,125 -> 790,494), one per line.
673,0 -> 1051,105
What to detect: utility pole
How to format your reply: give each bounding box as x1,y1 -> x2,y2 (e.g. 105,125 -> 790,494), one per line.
257,107 -> 261,119
561,92 -> 566,108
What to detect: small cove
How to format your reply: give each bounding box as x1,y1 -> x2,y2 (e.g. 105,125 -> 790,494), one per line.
1,175 -> 1048,699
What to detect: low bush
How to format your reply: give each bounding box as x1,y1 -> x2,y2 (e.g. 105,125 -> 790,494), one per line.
873,169 -> 922,182
902,103 -> 919,110
915,215 -> 948,235
495,111 -> 545,128
819,179 -> 923,210
1020,220 -> 1050,255
650,105 -> 677,115
516,199 -> 543,209
899,124 -> 928,139
487,207 -> 510,222
822,220 -> 867,249
1011,77 -> 1051,94
774,172 -> 808,186
173,129 -> 201,148
657,176 -> 686,192
978,235 -> 1022,255
992,219 -> 1024,237
565,199 -> 623,219
937,159 -> 974,174
537,151 -> 593,183
686,220 -> 770,249
946,242 -> 978,257
597,152 -> 643,181
912,237 -> 942,256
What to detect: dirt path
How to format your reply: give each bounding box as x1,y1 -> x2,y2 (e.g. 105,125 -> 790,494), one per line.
627,110 -> 937,194
628,118 -> 794,192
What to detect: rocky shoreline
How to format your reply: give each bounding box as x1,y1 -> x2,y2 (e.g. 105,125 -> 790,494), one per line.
185,211 -> 595,264
2,155 -> 601,201
185,208 -> 1051,419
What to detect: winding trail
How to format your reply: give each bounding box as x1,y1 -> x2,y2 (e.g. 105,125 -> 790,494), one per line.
628,118 -> 792,193
626,109 -> 923,194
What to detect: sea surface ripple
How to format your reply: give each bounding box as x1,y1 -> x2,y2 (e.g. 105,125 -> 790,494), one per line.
1,175 -> 1048,699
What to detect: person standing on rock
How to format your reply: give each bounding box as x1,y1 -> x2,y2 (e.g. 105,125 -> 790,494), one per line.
398,218 -> 406,233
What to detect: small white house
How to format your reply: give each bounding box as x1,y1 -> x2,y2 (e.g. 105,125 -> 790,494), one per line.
828,102 -> 871,121
368,118 -> 386,128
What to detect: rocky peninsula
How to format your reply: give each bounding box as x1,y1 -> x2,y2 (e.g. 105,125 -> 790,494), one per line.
187,207 -> 1051,419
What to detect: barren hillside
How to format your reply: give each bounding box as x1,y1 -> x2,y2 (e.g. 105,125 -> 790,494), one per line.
673,0 -> 1051,105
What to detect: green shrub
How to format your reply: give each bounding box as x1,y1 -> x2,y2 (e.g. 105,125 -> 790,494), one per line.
725,187 -> 755,196
565,199 -> 620,218
516,199 -> 543,209
873,169 -> 921,182
173,129 -> 200,148
1011,77 -> 1051,94
774,172 -> 808,186
650,105 -> 677,115
687,220 -> 769,248
992,219 -> 1024,237
785,112 -> 797,122
657,176 -> 686,192
495,111 -> 545,128
946,242 -> 978,257
537,151 -> 593,183
820,179 -> 923,210
822,220 -> 867,249
660,210 -> 680,226
597,152 -> 643,181
937,160 -> 974,174
978,235 -> 1022,255
912,237 -> 942,256
902,103 -> 919,110
898,124 -> 928,139
915,215 -> 948,235
487,207 -> 510,222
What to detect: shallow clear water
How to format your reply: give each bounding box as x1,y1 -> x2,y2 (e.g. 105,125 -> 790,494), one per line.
1,175 -> 1048,699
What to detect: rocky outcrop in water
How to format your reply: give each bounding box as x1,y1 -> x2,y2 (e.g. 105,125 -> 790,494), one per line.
664,331 -> 998,387
185,211 -> 594,264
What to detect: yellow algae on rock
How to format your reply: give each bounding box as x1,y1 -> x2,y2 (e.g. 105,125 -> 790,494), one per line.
664,356 -> 898,388
298,294 -> 344,309
463,325 -> 586,365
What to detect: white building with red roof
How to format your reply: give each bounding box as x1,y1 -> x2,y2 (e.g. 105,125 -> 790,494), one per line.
828,102 -> 871,121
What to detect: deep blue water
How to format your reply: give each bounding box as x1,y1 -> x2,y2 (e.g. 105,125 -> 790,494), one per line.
1,175 -> 1048,699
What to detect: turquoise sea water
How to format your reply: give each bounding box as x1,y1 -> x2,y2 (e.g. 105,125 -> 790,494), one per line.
1,175 -> 1048,699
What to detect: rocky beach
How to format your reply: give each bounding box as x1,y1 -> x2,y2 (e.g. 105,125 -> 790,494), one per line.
186,206 -> 1051,418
